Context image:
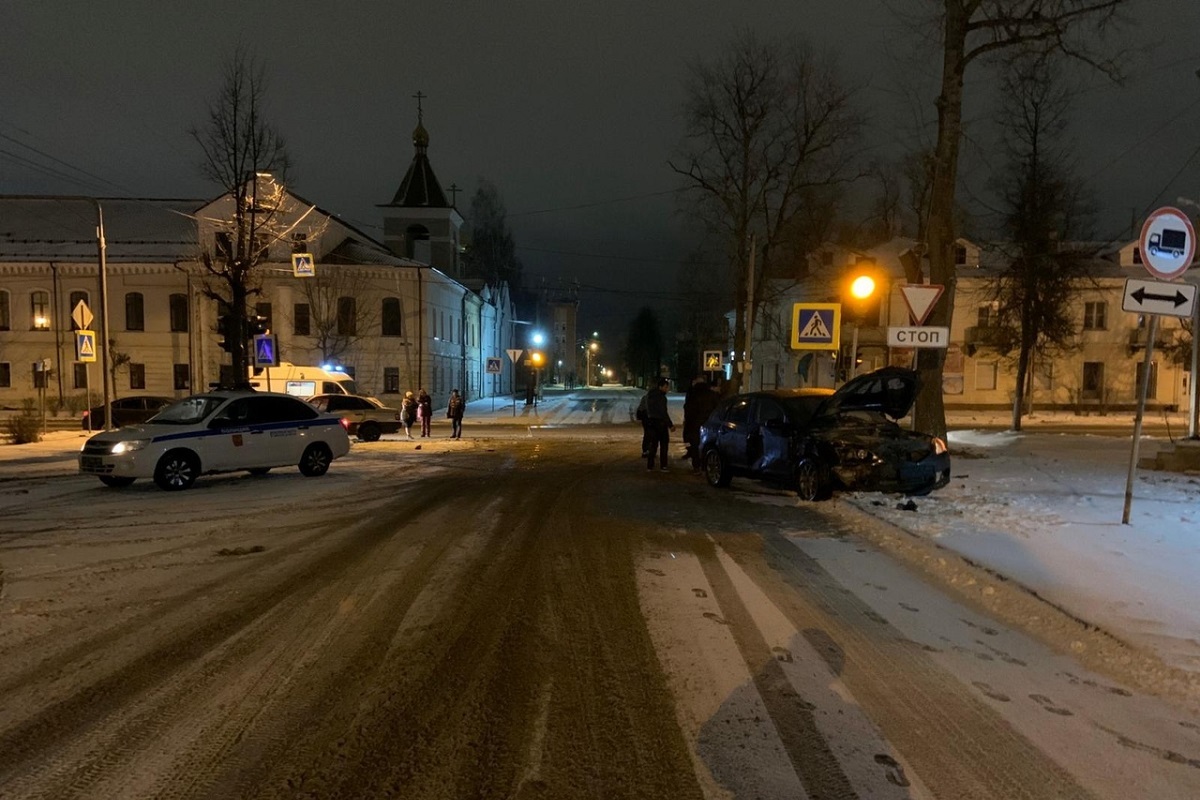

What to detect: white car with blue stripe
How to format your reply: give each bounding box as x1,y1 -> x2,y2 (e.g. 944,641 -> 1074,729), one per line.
79,390 -> 351,490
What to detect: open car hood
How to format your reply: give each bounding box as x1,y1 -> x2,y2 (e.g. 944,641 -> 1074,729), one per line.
816,367 -> 920,420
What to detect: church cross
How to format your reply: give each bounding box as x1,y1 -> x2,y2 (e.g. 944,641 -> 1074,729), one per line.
413,90 -> 426,124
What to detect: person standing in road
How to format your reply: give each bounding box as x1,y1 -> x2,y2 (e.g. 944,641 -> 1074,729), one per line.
683,377 -> 720,472
447,389 -> 465,439
636,392 -> 651,458
417,388 -> 433,437
401,391 -> 418,440
644,377 -> 675,471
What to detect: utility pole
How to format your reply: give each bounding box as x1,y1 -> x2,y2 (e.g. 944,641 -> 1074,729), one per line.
93,200 -> 113,431
741,234 -> 756,391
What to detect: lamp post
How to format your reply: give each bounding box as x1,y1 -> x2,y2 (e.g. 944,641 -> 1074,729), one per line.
847,273 -> 876,380
585,340 -> 599,387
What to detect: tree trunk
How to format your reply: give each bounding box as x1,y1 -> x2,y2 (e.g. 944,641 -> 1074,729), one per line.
915,3 -> 970,441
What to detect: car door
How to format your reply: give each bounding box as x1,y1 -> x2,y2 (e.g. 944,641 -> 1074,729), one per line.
249,395 -> 322,465
715,396 -> 752,470
203,398 -> 259,470
751,398 -> 792,478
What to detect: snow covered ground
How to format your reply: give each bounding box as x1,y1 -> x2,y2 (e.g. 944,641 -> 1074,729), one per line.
4,387 -> 1199,677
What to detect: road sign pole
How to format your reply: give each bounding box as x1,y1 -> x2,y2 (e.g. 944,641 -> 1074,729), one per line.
1190,298 -> 1199,439
1123,315 -> 1159,524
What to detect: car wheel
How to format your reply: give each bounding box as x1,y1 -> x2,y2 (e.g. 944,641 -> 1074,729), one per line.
299,443 -> 333,477
795,459 -> 830,502
154,449 -> 199,491
248,468 -> 271,476
704,448 -> 732,488
98,475 -> 135,488
357,422 -> 381,442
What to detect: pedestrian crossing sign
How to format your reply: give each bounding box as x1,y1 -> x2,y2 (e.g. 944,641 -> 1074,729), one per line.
791,303 -> 841,350
703,350 -> 723,370
76,330 -> 97,362
291,253 -> 316,278
253,334 -> 279,367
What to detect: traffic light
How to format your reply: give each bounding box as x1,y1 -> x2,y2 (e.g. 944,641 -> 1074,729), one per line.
247,314 -> 270,336
217,309 -> 235,352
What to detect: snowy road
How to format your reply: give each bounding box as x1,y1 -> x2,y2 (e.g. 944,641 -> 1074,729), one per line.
1,432 -> 1198,798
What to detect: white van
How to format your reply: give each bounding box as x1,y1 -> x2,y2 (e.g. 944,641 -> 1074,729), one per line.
248,363 -> 360,398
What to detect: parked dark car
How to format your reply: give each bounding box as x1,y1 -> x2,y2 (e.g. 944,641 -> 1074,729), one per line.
698,367 -> 950,501
81,395 -> 173,430
306,394 -> 402,441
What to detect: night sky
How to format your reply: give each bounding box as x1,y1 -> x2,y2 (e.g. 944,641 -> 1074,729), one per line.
3,1 -> 1199,337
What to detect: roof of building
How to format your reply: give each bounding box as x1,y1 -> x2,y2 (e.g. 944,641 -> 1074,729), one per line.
0,196 -> 203,262
382,118 -> 450,208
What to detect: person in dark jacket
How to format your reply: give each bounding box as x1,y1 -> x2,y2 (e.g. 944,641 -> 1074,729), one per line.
417,389 -> 433,437
682,377 -> 720,472
447,389 -> 465,439
643,377 -> 675,471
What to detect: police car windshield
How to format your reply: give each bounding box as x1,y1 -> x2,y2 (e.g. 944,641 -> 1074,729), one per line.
148,396 -> 227,425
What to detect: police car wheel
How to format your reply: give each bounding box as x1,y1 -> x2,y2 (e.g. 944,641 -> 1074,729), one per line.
98,475 -> 135,488
154,450 -> 199,491
299,443 -> 332,477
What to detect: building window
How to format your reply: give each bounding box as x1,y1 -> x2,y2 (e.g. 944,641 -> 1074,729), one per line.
383,367 -> 400,394
1136,360 -> 1158,400
1082,361 -> 1104,401
174,363 -> 190,391
291,232 -> 308,253
954,245 -> 967,266
68,290 -> 90,330
294,303 -> 311,336
976,361 -> 998,391
382,297 -> 403,336
215,231 -> 233,260
1133,247 -> 1143,265
129,363 -> 146,390
977,303 -> 997,328
0,362 -> 10,387
255,301 -> 273,331
336,297 -> 356,336
431,307 -> 438,339
125,292 -> 145,331
31,290 -> 51,330
0,289 -> 10,330
1083,301 -> 1106,331
169,293 -> 189,332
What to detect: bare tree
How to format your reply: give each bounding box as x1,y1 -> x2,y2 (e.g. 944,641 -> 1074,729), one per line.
298,268 -> 383,364
189,48 -> 292,384
987,52 -> 1097,431
914,0 -> 1127,437
670,30 -> 863,394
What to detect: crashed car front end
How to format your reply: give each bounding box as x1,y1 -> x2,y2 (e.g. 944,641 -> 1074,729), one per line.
823,428 -> 951,496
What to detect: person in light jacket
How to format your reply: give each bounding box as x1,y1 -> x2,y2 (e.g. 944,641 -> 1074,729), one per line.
401,391 -> 418,440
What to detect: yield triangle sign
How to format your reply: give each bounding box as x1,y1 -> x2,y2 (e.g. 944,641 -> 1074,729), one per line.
900,284 -> 944,326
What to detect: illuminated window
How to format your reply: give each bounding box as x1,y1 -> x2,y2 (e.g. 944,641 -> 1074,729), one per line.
31,290 -> 50,330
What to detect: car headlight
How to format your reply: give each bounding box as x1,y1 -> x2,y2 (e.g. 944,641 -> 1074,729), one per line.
932,436 -> 948,455
111,439 -> 150,455
835,445 -> 881,465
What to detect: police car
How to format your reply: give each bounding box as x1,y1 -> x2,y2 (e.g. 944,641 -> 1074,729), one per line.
79,390 -> 351,490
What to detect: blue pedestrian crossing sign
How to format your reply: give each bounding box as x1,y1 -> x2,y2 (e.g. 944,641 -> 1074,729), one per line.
791,303 -> 841,350
76,330 -> 97,363
291,253 -> 316,278
253,334 -> 280,367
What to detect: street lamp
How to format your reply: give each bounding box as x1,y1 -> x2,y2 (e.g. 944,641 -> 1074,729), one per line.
846,272 -> 877,380
530,350 -> 545,407
585,340 -> 599,387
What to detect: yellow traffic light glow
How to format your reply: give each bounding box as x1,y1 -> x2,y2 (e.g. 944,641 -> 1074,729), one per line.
531,352 -> 544,366
850,275 -> 876,299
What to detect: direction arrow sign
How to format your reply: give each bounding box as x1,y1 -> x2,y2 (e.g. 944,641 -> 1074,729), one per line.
1122,278 -> 1197,318
899,284 -> 944,326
